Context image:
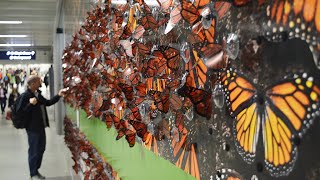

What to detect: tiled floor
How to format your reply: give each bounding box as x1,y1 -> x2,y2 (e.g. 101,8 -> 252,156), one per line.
0,85 -> 79,180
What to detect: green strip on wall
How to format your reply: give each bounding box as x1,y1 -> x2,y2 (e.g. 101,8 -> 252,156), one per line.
66,105 -> 196,180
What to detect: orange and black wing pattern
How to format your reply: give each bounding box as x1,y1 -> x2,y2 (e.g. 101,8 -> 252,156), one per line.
185,49 -> 208,89
263,72 -> 320,176
159,46 -> 181,71
118,83 -> 134,101
172,127 -> 200,180
269,0 -> 320,34
220,67 -> 320,177
180,0 -> 201,25
178,75 -> 212,119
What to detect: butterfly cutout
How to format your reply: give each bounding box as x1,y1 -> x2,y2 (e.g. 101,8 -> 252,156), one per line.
219,67 -> 320,177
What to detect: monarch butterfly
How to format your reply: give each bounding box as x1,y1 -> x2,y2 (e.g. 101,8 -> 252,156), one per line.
185,49 -> 208,89
135,82 -> 147,97
142,51 -> 167,78
214,2 -> 232,20
175,111 -> 185,133
103,113 -> 113,129
265,0 -> 320,63
140,13 -> 158,31
118,83 -> 134,101
129,119 -> 149,141
116,119 -> 136,147
144,133 -> 159,155
180,0 -> 216,44
166,78 -> 181,91
172,129 -> 200,180
269,0 -> 320,34
120,25 -> 133,40
215,168 -> 243,180
152,90 -> 170,113
132,42 -> 151,57
159,46 -> 181,71
129,106 -> 142,122
180,0 -> 201,25
178,74 -> 212,119
219,67 -> 320,177
128,72 -> 142,86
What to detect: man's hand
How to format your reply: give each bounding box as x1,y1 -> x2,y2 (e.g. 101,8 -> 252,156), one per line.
58,88 -> 68,97
29,97 -> 37,105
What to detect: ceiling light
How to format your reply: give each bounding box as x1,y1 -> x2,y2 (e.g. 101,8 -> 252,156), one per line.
0,44 -> 32,47
0,21 -> 22,24
0,35 -> 28,38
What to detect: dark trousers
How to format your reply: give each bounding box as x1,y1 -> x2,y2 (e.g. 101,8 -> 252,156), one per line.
0,98 -> 6,113
26,129 -> 46,176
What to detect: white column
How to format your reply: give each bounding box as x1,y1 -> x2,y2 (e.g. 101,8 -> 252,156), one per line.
53,0 -> 65,135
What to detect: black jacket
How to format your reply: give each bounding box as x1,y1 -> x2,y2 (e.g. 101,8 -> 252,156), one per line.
0,88 -> 7,100
17,88 -> 61,132
8,93 -> 20,107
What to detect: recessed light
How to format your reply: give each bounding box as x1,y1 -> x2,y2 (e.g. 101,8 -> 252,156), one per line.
0,21 -> 22,24
0,44 -> 32,47
0,35 -> 28,37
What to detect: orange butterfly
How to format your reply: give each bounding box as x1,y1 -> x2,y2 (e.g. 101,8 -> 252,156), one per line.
266,0 -> 320,60
269,0 -> 320,33
185,49 -> 208,89
159,46 -> 181,71
215,168 -> 243,180
178,78 -> 212,119
180,0 -> 216,44
219,67 -> 320,177
172,127 -> 200,180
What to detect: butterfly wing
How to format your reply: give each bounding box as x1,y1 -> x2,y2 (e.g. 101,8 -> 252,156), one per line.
219,68 -> 260,163
181,0 -> 201,25
186,50 -> 208,89
178,75 -> 212,119
263,73 -> 320,176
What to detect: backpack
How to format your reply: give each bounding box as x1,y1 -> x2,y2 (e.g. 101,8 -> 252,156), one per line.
11,93 -> 26,129
4,76 -> 9,82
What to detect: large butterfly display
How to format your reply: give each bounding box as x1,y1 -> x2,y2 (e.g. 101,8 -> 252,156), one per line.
219,67 -> 320,177
62,0 -> 320,179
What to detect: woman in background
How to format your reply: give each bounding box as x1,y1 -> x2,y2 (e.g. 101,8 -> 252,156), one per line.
8,87 -> 20,108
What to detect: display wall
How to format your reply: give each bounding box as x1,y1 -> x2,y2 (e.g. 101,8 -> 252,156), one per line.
62,1 -> 320,180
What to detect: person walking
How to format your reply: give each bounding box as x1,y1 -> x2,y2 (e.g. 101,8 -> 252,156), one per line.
0,83 -> 7,114
16,75 -> 67,180
8,87 -> 20,108
3,74 -> 10,89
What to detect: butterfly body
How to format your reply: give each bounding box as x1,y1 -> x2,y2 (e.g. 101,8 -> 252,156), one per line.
220,67 -> 320,177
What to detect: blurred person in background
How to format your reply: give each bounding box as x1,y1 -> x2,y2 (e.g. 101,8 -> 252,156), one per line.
8,87 -> 20,108
3,74 -> 10,89
0,83 -> 7,114
43,73 -> 49,89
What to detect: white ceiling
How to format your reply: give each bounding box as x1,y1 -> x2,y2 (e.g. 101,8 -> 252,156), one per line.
0,0 -> 57,50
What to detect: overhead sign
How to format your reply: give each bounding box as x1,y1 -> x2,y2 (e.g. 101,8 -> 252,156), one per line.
0,50 -> 36,60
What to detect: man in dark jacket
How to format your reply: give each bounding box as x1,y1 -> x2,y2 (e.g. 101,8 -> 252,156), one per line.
17,75 -> 67,180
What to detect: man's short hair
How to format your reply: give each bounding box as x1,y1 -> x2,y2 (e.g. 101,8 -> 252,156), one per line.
27,75 -> 40,85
